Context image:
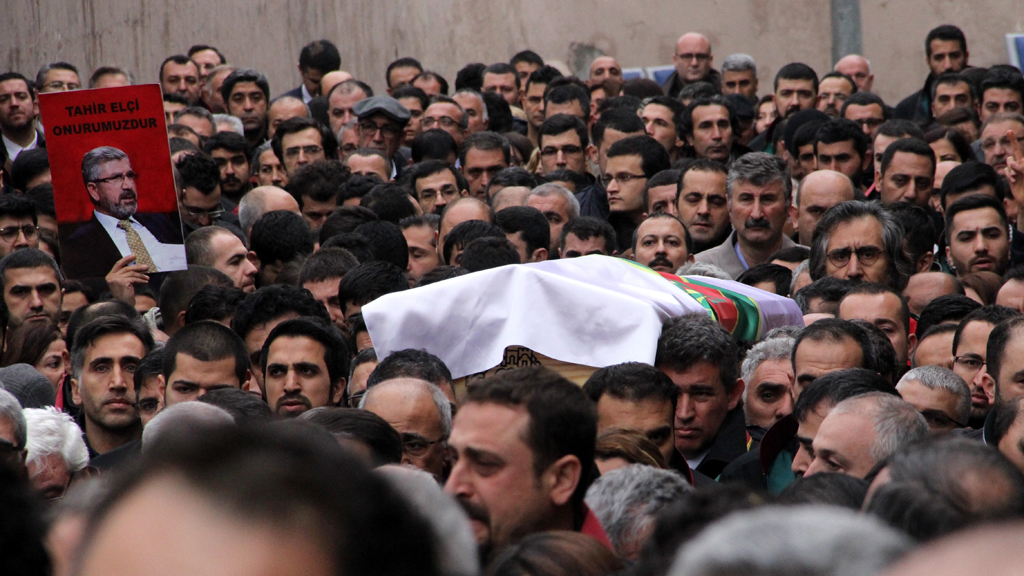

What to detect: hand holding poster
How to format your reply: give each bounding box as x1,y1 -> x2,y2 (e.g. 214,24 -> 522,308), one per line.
38,84 -> 186,279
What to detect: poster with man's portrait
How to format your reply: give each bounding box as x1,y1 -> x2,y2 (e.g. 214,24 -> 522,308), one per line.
39,84 -> 186,279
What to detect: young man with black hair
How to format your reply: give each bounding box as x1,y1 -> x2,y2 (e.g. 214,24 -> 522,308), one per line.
680,95 -> 743,164
460,132 -> 511,199
262,317 -> 350,418
175,152 -> 232,231
0,194 -> 39,257
522,65 -> 563,146
285,159 -> 348,229
70,316 -> 154,458
675,158 -> 732,253
0,248 -> 62,330
944,194 -> 1010,278
641,97 -> 686,161
495,206 -> 550,263
814,118 -> 870,188
161,320 -> 252,405
605,135 -> 672,254
0,72 -> 41,162
231,284 -> 331,394
559,216 -> 617,258
952,305 -> 1022,429
271,116 -> 337,177
220,68 -> 272,149
537,114 -> 591,177
895,24 -> 970,123
202,131 -> 252,202
279,39 -> 341,103
249,210 -> 314,285
337,261 -> 409,323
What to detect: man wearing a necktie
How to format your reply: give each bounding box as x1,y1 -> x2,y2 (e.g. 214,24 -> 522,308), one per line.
61,146 -> 186,279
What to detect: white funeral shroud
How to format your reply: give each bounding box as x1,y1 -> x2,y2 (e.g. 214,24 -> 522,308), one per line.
362,255 -> 802,380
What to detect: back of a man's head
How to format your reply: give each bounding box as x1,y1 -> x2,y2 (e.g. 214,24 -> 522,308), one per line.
655,314 -> 739,394
158,266 -> 234,336
582,362 -> 678,406
365,349 -> 453,396
230,284 -> 330,340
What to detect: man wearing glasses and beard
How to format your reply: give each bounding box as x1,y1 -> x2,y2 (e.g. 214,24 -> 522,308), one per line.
62,146 -> 185,279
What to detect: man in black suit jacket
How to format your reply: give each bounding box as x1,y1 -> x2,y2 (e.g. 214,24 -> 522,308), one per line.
277,40 -> 342,104
61,146 -> 185,280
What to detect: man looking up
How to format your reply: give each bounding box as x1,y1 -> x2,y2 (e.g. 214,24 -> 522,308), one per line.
665,33 -> 717,99
221,69 -> 271,149
445,367 -> 605,561
605,135 -> 671,253
261,317 -> 349,418
655,313 -> 746,478
675,159 -> 732,253
70,316 -> 154,457
695,153 -> 798,279
161,320 -> 252,406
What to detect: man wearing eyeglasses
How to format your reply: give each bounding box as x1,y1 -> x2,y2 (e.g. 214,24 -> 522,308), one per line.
808,201 -> 911,291
361,377 -> 451,480
353,96 -> 411,180
62,146 -> 185,280
271,116 -> 338,178
664,33 -> 719,99
604,135 -> 671,254
0,194 -> 40,257
952,306 -> 1021,430
979,113 -> 1024,175
174,152 -> 240,234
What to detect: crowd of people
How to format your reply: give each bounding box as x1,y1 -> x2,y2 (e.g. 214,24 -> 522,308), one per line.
2,21 -> 1024,576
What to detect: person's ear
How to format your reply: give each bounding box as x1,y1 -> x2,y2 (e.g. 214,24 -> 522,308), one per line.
916,251 -> 934,273
907,332 -> 918,360
157,374 -> 166,403
981,371 -> 997,405
728,378 -> 745,411
686,252 -> 695,264
530,247 -> 548,263
332,377 -> 347,405
586,144 -> 598,165
241,369 -> 253,394
70,377 -> 82,406
543,454 -> 582,507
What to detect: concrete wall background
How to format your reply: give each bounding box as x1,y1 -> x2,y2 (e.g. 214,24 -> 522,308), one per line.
2,0 -> 1022,106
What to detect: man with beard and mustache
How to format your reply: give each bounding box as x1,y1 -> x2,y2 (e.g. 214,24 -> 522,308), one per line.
816,72 -> 857,118
261,317 -> 349,418
695,153 -> 799,279
62,147 -> 185,280
633,213 -> 693,273
203,131 -> 252,203
445,367 -> 609,562
70,315 -> 154,458
944,195 -> 1010,278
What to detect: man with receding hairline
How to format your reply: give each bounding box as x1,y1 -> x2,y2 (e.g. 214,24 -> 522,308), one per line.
664,33 -> 718,99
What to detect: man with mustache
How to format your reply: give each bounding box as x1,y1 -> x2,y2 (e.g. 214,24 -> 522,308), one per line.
445,367 -> 608,562
203,131 -> 252,203
633,212 -> 693,273
261,317 -> 348,418
695,153 -> 800,279
62,146 -> 185,280
944,194 -> 1010,278
70,315 -> 154,458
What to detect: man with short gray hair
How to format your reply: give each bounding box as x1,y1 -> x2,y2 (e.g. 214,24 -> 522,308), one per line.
361,378 -> 452,480
585,464 -> 691,560
805,392 -> 928,478
527,183 -> 580,259
896,366 -> 971,432
741,337 -> 795,435
695,152 -> 799,279
720,54 -> 758,102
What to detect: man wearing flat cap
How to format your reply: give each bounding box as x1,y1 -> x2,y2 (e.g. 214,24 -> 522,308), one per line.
353,96 -> 410,179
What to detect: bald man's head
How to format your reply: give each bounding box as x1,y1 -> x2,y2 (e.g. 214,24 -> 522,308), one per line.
239,185 -> 303,236
835,54 -> 873,92
674,33 -> 714,83
797,170 -> 856,245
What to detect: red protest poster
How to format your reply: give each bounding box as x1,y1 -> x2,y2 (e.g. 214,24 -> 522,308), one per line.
38,84 -> 186,279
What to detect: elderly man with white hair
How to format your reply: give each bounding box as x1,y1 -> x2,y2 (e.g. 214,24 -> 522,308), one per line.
0,388 -> 27,473
526,183 -> 580,259
23,407 -> 89,501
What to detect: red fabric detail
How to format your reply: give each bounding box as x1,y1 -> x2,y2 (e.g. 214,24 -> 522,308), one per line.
580,505 -> 613,550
